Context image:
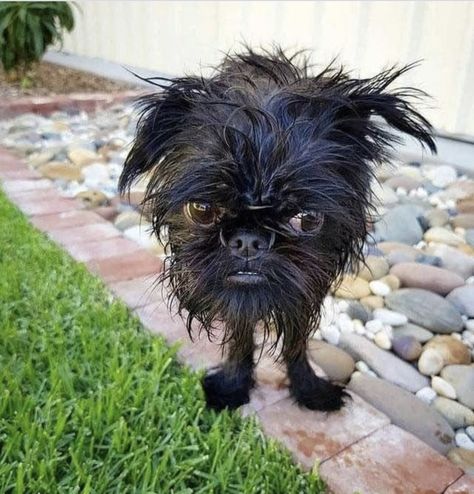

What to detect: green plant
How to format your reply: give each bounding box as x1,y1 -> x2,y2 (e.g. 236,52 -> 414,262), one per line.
0,1 -> 75,80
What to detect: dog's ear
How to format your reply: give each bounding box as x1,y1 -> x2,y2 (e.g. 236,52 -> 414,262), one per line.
331,64 -> 437,162
118,82 -> 195,193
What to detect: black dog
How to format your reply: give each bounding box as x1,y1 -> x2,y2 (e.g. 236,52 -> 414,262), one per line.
119,47 -> 435,412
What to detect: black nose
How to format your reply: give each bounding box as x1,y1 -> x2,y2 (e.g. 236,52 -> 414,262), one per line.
226,230 -> 273,260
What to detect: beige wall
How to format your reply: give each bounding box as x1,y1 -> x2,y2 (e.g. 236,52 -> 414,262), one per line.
63,1 -> 474,136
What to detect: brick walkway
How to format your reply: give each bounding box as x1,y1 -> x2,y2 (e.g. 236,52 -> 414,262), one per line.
1,147 -> 473,494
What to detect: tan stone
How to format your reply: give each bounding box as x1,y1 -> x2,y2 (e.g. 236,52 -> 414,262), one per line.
38,161 -> 83,181
334,275 -> 371,299
360,295 -> 385,310
68,148 -> 103,167
75,190 -> 109,208
425,335 -> 471,366
380,274 -> 401,291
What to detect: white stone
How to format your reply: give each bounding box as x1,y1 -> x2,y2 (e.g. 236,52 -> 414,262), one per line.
311,329 -> 323,341
353,319 -> 365,335
337,313 -> 354,334
320,297 -> 337,329
416,386 -> 437,404
369,280 -> 391,297
455,432 -> 474,450
431,376 -> 457,399
465,319 -> 474,332
418,348 -> 445,376
355,361 -> 370,373
365,319 -> 384,334
320,325 -> 340,345
373,308 -> 408,327
82,163 -> 110,187
450,332 -> 462,341
426,165 -> 457,188
466,426 -> 474,441
374,331 -> 392,350
466,277 -> 474,285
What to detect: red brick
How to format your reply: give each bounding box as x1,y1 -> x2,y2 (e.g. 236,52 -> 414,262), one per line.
0,168 -> 41,180
108,275 -> 162,309
15,196 -> 83,216
177,329 -> 225,370
319,425 -> 463,494
66,237 -> 141,262
2,179 -> 52,194
47,223 -> 120,248
87,250 -> 162,282
444,474 -> 474,493
256,393 -> 390,470
30,210 -> 107,231
8,187 -> 59,202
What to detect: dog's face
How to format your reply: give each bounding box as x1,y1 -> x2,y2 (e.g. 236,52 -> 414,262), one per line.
120,48 -> 435,354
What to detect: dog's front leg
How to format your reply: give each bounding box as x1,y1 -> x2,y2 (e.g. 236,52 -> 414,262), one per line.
202,322 -> 255,411
286,343 -> 349,412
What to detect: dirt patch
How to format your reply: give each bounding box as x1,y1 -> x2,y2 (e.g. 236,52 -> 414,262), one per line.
0,62 -> 137,99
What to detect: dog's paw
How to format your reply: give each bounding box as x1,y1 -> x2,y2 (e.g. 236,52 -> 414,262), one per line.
290,375 -> 350,412
202,366 -> 254,411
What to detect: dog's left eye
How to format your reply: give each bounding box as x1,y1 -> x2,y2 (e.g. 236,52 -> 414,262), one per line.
289,211 -> 324,234
184,202 -> 222,227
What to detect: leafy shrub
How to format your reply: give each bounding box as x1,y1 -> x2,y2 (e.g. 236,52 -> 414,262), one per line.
0,1 -> 75,79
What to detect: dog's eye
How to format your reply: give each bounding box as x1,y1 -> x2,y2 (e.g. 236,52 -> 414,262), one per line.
289,211 -> 324,234
184,202 -> 221,227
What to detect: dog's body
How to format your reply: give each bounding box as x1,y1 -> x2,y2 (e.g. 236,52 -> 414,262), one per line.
120,48 -> 435,411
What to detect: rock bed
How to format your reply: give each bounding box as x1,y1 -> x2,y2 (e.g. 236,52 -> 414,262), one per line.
1,105 -> 474,475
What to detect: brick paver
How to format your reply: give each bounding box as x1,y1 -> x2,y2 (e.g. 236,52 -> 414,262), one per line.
30,210 -> 107,231
257,393 -> 390,470
88,250 -> 162,282
319,425 -> 463,494
47,223 -> 121,248
109,276 -> 162,309
16,196 -> 83,216
2,178 -> 52,194
66,237 -> 141,262
444,474 -> 474,493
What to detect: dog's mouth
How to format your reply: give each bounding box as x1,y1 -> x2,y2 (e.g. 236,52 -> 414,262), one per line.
226,270 -> 266,285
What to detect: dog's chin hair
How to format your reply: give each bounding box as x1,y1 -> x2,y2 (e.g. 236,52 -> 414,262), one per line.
158,241 -> 336,362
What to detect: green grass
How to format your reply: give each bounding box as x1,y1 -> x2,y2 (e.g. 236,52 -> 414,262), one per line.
0,190 -> 324,494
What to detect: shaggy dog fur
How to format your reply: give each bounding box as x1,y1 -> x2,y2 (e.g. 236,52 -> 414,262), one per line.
119,47 -> 436,411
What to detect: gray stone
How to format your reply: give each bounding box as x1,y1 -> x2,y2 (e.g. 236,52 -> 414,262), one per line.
425,244 -> 474,279
307,340 -> 355,383
339,333 -> 429,392
447,285 -> 474,317
424,208 -> 450,228
447,448 -> 474,475
385,288 -> 464,333
345,301 -> 371,323
414,254 -> 442,267
348,373 -> 455,454
441,365 -> 474,409
114,211 -> 143,231
392,335 -> 422,361
374,205 -> 423,245
394,323 -> 434,343
432,397 -> 474,429
466,229 -> 474,247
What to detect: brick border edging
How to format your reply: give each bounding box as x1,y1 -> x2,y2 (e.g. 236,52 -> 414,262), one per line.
0,90 -> 144,118
1,147 -> 473,494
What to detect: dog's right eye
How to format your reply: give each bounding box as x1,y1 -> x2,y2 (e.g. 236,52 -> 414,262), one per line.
184,202 -> 221,227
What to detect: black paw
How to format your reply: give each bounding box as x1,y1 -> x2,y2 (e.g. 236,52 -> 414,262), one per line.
291,376 -> 350,411
202,366 -> 255,411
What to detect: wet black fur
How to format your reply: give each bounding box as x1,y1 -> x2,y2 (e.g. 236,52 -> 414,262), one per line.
119,47 -> 436,411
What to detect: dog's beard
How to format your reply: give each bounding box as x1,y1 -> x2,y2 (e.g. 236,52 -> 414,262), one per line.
160,229 -> 339,361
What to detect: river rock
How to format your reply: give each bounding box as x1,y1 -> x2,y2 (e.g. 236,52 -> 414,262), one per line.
38,161 -> 83,181
368,280 -> 391,297
425,335 -> 471,366
345,301 -> 371,323
452,214 -> 474,229
455,432 -> 474,451
466,229 -> 474,247
425,165 -> 457,188
424,227 -> 465,246
385,174 -> 422,191
385,289 -> 464,333
394,323 -> 434,343
114,211 -> 143,231
307,340 -> 355,382
447,448 -> 474,475
433,397 -> 474,428
339,333 -> 429,392
374,331 -> 391,350
425,208 -> 450,228
425,244 -> 474,279
358,256 -> 389,281
348,373 -> 454,454
68,147 -> 102,167
416,386 -> 437,404
447,285 -> 474,317
374,205 -> 423,245
373,308 -> 408,326
418,349 -> 445,376
431,376 -> 457,399
441,365 -> 474,409
392,335 -> 422,361
379,274 -> 401,291
360,295 -> 384,310
389,262 -> 464,295
334,275 -> 371,299
75,190 -> 109,209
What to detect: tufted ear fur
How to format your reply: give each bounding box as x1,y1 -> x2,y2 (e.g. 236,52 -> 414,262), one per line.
118,80 -> 200,193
